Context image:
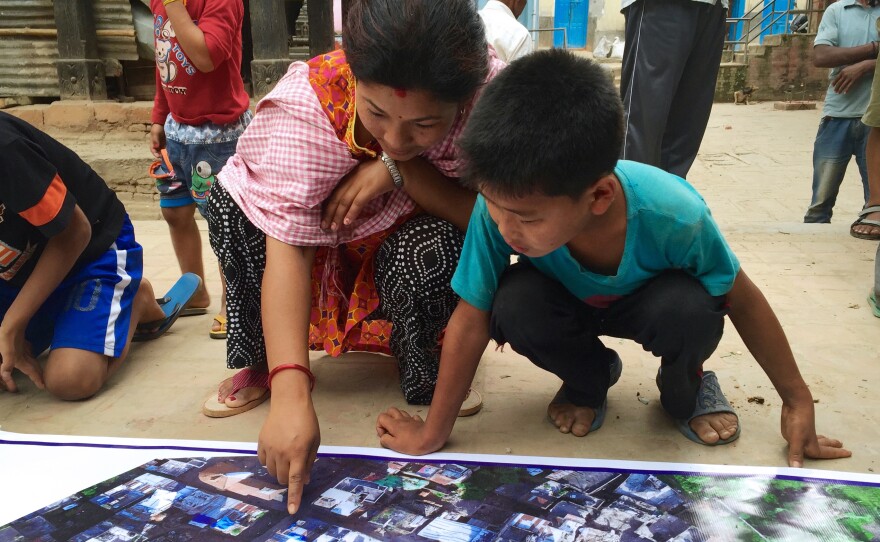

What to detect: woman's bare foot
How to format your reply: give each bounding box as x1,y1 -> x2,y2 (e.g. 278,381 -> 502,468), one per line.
547,388 -> 598,437
217,374 -> 267,408
689,412 -> 739,444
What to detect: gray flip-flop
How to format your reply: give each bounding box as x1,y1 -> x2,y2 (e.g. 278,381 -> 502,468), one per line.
850,205 -> 880,240
675,370 -> 741,446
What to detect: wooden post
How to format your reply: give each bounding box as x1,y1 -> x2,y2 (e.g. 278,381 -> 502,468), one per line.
53,0 -> 107,100
308,0 -> 335,57
249,0 -> 291,97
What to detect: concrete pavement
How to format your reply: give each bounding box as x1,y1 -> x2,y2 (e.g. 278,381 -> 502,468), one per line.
0,101 -> 877,475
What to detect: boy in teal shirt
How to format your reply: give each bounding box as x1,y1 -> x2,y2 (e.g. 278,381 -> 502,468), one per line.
376,50 -> 851,467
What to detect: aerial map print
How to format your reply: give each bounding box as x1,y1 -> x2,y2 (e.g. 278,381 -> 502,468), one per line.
2,451 -> 880,542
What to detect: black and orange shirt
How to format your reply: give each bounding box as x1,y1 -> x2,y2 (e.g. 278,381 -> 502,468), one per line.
0,112 -> 124,287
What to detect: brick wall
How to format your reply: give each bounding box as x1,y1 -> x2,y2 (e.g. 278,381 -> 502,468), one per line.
715,63 -> 749,103
744,33 -> 829,102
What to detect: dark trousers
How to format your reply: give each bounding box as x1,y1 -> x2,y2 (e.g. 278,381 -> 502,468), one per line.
620,0 -> 727,179
489,263 -> 727,418
374,215 -> 464,405
208,182 -> 462,406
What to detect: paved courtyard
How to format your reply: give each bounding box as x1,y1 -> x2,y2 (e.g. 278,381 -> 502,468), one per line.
0,101 -> 877,476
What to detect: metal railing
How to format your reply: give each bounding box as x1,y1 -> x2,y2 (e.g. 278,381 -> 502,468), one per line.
725,1 -> 821,62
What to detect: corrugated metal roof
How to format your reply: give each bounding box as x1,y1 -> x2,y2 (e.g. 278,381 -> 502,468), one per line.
0,0 -> 138,97
0,0 -> 57,97
94,0 -> 139,62
0,0 -> 54,29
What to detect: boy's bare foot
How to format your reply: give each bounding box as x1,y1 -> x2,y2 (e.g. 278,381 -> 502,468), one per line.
547,389 -> 597,437
689,411 -> 739,444
136,280 -> 167,324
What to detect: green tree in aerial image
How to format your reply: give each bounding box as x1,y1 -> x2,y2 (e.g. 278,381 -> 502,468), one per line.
458,467 -> 524,501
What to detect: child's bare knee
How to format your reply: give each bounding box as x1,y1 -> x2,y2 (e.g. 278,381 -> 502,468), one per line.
43,352 -> 106,401
45,374 -> 103,401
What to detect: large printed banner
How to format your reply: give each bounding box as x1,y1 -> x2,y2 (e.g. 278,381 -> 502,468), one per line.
0,431 -> 878,541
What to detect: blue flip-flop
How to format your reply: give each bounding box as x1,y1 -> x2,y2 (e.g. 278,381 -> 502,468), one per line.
551,353 -> 623,433
154,297 -> 207,317
673,370 -> 741,446
133,273 -> 202,342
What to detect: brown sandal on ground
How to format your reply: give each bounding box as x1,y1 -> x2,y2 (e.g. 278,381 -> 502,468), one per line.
458,388 -> 483,417
202,368 -> 269,418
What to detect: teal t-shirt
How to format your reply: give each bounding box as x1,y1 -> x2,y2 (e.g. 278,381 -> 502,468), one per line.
451,160 -> 741,311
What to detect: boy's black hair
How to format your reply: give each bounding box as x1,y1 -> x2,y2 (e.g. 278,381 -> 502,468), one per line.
343,0 -> 489,104
460,49 -> 624,199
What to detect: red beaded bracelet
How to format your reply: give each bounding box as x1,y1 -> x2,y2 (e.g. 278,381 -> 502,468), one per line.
268,363 -> 316,392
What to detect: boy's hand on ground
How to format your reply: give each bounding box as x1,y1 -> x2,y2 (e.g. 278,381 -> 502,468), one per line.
321,159 -> 395,231
149,124 -> 166,159
258,398 -> 320,515
781,402 -> 851,468
376,407 -> 442,456
0,327 -> 44,392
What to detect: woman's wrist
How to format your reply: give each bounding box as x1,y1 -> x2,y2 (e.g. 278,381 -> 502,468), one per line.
268,363 -> 315,403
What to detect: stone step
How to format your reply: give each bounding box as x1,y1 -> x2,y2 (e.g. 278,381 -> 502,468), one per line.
64,138 -> 163,221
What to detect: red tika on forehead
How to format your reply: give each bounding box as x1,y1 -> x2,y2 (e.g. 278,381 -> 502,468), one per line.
393,88 -> 407,98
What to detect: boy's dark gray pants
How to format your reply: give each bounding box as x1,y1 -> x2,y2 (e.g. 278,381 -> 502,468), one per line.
489,262 -> 727,418
619,0 -> 727,179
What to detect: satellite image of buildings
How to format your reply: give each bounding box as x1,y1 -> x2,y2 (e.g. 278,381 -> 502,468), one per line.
1,454 -> 879,541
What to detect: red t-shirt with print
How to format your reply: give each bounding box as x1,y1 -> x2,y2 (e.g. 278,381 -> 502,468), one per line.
150,0 -> 250,126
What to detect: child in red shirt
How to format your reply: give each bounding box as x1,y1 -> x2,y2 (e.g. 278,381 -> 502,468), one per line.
149,0 -> 251,338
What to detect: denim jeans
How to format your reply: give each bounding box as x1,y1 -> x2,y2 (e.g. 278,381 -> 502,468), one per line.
804,117 -> 870,223
157,110 -> 252,217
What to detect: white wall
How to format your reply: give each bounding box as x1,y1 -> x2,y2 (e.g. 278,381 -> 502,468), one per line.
539,0 -> 554,17
539,0 -> 626,40
596,1 -> 625,34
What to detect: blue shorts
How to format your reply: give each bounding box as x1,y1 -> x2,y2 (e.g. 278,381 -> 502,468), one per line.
0,216 -> 143,359
157,111 -> 252,215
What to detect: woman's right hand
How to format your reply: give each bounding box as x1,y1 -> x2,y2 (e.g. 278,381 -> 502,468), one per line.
321,158 -> 395,231
258,392 -> 321,515
149,123 -> 166,158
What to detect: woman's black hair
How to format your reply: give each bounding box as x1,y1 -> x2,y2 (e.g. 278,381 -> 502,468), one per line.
343,0 -> 489,103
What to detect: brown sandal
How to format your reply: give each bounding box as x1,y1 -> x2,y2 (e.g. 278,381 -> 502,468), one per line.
202,368 -> 269,418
